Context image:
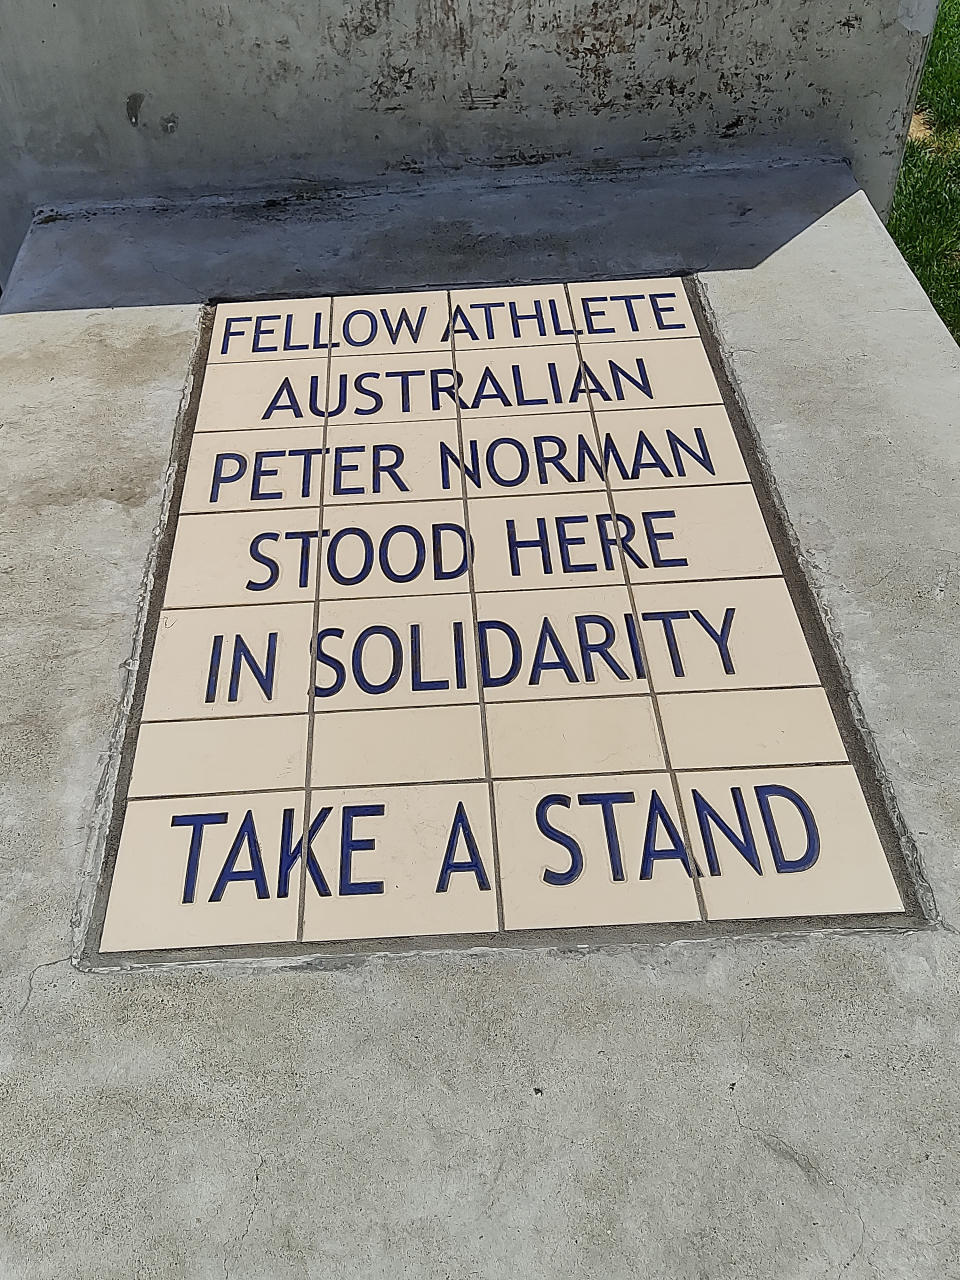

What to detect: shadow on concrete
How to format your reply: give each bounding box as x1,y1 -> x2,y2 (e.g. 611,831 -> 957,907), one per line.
0,156 -> 859,313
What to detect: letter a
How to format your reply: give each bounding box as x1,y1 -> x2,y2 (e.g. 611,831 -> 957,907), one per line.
262,376 -> 304,420
436,802 -> 491,892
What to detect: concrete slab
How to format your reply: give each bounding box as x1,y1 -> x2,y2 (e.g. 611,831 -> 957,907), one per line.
1,159 -> 858,314
2,162 -> 960,1277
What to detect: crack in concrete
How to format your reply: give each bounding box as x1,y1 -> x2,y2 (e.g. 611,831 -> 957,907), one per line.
222,1153 -> 265,1280
18,956 -> 71,1015
731,1099 -> 832,1187
836,1208 -> 866,1280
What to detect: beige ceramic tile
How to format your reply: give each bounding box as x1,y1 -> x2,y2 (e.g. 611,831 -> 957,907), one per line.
453,411 -> 604,499
585,338 -> 722,413
210,297 -> 332,364
313,592 -> 476,710
455,343 -> 586,418
449,284 -> 578,351
615,483 -> 781,584
311,703 -> 485,787
100,790 -> 304,952
567,278 -> 697,342
330,290 -> 450,357
451,404 -> 746,501
496,773 -> 701,930
468,489 -> 629,593
326,348 -> 461,427
468,484 -> 780,593
195,355 -> 329,432
632,577 -> 820,692
474,584 -> 645,701
318,498 -> 468,601
598,406 -> 748,489
678,764 -> 903,919
324,422 -> 462,505
164,510 -> 321,608
301,781 -> 499,942
129,714 -> 308,798
143,604 -> 314,721
487,696 -> 663,777
181,426 -> 326,514
659,687 -> 847,771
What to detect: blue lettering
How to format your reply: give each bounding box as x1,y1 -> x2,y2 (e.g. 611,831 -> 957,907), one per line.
436,803 -> 491,892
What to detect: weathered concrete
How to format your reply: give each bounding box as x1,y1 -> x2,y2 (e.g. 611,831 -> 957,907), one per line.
0,0 -> 937,283
2,158 -> 858,314
2,163 -> 960,1276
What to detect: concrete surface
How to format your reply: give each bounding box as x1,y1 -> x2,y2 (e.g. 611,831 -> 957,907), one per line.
2,161 -> 960,1277
1,158 -> 859,314
0,0 -> 938,283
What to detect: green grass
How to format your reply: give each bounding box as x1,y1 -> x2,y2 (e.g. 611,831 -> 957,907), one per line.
889,139 -> 960,338
889,0 -> 960,341
916,0 -> 960,128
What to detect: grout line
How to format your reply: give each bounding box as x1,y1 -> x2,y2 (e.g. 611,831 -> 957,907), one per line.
158,573 -> 787,613
297,302 -> 334,944
205,332 -> 702,370
178,479 -> 753,519
190,399 -> 726,436
447,292 -> 507,934
563,282 -> 710,922
125,757 -> 858,805
140,685 -> 826,725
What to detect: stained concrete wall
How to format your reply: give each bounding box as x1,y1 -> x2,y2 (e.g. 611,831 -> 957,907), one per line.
0,0 -> 938,283
2,160 -> 960,1276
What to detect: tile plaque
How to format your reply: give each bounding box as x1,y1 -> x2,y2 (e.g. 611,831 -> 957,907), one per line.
90,279 -> 907,960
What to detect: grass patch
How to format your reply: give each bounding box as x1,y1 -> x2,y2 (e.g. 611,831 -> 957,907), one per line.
889,139 -> 960,338
889,0 -> 960,341
916,0 -> 960,129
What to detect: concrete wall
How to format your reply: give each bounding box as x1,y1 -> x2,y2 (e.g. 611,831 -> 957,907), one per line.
0,0 -> 937,283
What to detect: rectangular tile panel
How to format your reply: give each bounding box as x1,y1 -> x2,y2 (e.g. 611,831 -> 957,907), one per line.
92,278 -> 908,963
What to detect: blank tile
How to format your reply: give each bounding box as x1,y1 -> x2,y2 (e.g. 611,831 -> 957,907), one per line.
633,576 -> 820,692
496,773 -> 701,930
164,510 -> 321,608
330,290 -> 450,356
210,298 -> 332,364
487,696 -> 663,777
598,405 -> 748,489
659,687 -> 847,770
313,592 -> 477,710
143,604 -> 314,721
100,791 -> 304,952
456,343 -> 585,418
678,764 -> 904,920
567,279 -> 697,342
449,284 -> 578,351
129,715 -> 307,798
195,356 -> 329,432
311,703 -> 485,787
180,426 -> 326,514
318,498 -> 468,601
324,422 -> 462,505
475,584 -> 645,701
301,781 -> 499,942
